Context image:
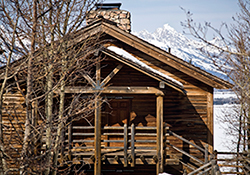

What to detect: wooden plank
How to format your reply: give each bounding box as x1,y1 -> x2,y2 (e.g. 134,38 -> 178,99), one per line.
94,96 -> 101,175
72,126 -> 94,129
101,64 -> 123,86
207,89 -> 213,153
131,123 -> 135,167
124,124 -> 128,167
64,86 -> 164,95
68,120 -> 72,161
156,95 -> 164,174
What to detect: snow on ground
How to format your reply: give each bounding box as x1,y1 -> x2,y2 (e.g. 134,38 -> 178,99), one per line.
214,90 -> 237,99
214,104 -> 236,151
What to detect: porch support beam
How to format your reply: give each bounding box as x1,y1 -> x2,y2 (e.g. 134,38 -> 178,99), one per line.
94,96 -> 101,175
156,95 -> 164,174
101,64 -> 123,86
64,86 -> 164,95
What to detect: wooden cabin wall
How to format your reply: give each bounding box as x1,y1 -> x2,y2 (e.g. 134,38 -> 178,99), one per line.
2,91 -> 26,171
102,55 -> 213,163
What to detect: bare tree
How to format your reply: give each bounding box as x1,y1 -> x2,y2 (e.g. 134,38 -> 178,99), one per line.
182,0 -> 250,173
0,0 -> 104,174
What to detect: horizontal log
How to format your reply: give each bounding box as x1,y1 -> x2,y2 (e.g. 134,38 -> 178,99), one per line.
64,86 -> 164,95
130,140 -> 157,143
129,146 -> 156,150
103,126 -> 124,130
102,140 -> 124,143
102,146 -> 124,149
218,164 -> 244,168
65,139 -> 94,143
221,172 -> 245,175
71,133 -> 95,136
73,126 -> 94,129
128,126 -> 158,130
103,133 -> 124,136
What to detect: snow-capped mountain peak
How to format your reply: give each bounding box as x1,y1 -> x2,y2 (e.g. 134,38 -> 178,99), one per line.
133,24 -> 226,79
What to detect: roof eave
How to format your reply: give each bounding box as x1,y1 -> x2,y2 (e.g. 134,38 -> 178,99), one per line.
102,48 -> 186,94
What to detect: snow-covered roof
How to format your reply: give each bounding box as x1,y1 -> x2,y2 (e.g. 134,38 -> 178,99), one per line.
107,46 -> 183,89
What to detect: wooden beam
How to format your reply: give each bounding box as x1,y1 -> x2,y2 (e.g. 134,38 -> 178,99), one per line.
64,86 -> 164,95
94,96 -> 101,175
207,89 -> 214,153
131,123 -> 135,167
124,123 -> 128,167
68,120 -> 72,161
101,64 -> 123,86
82,74 -> 96,88
156,95 -> 164,174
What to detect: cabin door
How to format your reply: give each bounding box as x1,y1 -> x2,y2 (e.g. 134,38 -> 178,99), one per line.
105,99 -> 131,126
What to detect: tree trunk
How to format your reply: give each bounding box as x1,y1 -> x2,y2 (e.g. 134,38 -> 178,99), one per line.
52,56 -> 66,175
21,1 -> 37,172
45,63 -> 53,175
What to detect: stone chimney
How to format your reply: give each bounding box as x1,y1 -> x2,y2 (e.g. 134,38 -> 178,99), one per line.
86,3 -> 131,32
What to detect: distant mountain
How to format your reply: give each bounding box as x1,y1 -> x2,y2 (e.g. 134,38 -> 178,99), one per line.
133,24 -> 235,103
133,24 -> 226,79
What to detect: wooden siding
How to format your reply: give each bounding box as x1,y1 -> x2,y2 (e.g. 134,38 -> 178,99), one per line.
100,54 -> 213,170
2,91 -> 26,172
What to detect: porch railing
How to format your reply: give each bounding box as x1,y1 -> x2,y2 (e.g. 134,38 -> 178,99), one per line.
67,123 -> 169,165
168,131 -> 221,175
214,151 -> 249,175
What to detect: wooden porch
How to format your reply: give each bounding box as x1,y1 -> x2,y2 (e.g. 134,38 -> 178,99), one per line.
64,92 -> 166,175
67,124 -> 169,167
64,123 -> 222,175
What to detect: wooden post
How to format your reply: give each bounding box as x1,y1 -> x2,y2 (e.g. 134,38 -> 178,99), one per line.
131,123 -> 135,167
94,96 -> 101,175
205,144 -> 209,175
68,119 -> 72,161
207,90 -> 213,153
124,123 -> 128,167
156,95 -> 164,174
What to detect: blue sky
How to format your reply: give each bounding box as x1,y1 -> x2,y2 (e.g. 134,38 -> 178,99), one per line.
104,0 -> 241,38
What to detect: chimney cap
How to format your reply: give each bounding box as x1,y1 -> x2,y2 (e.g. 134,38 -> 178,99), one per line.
95,3 -> 122,10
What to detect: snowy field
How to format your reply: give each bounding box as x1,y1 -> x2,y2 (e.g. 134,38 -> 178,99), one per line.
214,90 -> 237,151
214,104 -> 236,151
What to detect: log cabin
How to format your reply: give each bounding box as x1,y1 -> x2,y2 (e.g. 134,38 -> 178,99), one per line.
1,3 -> 232,175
